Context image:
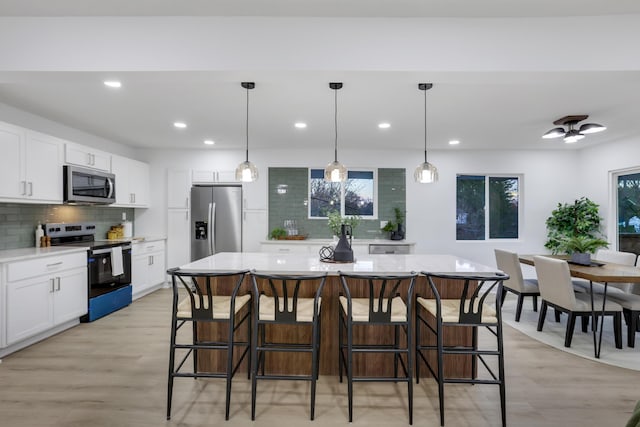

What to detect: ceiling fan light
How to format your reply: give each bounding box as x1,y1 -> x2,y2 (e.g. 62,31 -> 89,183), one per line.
414,162 -> 438,184
542,127 -> 566,139
579,123 -> 607,134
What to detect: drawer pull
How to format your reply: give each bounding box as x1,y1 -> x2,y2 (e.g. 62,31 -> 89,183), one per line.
46,261 -> 63,267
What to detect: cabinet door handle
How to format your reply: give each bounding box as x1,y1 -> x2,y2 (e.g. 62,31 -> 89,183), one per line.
185,197 -> 189,208
21,181 -> 27,195
56,277 -> 61,291
46,261 -> 63,267
133,193 -> 136,203
28,181 -> 33,196
50,278 -> 55,293
92,154 -> 96,165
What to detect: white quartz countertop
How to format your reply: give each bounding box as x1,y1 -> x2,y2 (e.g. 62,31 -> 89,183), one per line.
261,239 -> 415,245
0,246 -> 90,264
178,252 -> 498,276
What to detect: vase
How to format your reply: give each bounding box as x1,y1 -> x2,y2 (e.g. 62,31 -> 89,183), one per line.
571,252 -> 591,265
390,223 -> 405,240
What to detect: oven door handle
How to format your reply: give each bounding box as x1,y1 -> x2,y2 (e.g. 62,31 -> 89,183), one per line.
92,245 -> 132,255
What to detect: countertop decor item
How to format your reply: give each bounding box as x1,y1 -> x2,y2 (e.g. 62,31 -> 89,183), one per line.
414,83 -> 438,184
324,82 -> 347,182
235,82 -> 259,182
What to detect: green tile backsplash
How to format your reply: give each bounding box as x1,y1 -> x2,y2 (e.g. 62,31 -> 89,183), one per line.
0,203 -> 134,250
269,168 -> 406,239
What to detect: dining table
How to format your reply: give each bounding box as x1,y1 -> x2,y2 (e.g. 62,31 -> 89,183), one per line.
519,254 -> 640,358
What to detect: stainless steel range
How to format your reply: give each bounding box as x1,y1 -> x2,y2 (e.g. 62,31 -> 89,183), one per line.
45,222 -> 132,322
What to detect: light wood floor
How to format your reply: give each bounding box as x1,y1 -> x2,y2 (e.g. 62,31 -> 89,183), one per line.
1,288 -> 639,427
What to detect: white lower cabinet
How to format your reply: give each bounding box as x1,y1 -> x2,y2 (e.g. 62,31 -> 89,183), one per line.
4,252 -> 87,347
131,240 -> 166,299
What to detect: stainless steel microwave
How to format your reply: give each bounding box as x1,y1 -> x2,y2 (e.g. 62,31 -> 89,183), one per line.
63,165 -> 116,204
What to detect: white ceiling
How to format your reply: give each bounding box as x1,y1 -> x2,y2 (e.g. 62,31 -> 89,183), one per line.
1,2 -> 639,153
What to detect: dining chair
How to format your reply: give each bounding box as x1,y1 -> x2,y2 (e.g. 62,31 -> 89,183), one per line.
583,249 -> 640,347
166,268 -> 252,421
494,249 -> 540,321
249,271 -> 327,421
415,272 -> 508,427
533,256 -> 623,348
338,272 -> 417,424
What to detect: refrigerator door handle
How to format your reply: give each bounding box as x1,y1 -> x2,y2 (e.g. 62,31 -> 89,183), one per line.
208,202 -> 216,255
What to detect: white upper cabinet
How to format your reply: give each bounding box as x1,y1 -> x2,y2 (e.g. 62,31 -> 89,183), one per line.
192,169 -> 240,184
167,169 -> 191,209
111,155 -> 150,208
0,121 -> 63,203
65,142 -> 111,172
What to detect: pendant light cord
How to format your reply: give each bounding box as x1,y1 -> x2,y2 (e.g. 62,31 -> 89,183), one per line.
334,87 -> 338,162
245,86 -> 250,162
423,86 -> 428,163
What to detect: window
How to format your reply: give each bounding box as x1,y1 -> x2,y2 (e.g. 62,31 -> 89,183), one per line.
309,169 -> 376,218
616,170 -> 640,255
456,175 -> 520,240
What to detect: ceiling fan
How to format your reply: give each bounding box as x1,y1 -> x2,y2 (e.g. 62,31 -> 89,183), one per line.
542,115 -> 606,143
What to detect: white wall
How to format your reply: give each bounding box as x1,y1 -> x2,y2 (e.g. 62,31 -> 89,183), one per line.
137,146 -> 583,267
578,137 -> 640,246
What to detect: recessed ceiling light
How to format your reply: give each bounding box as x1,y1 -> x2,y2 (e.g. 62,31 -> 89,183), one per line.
173,122 -> 187,129
294,122 -> 307,129
204,140 -> 215,145
449,139 -> 460,145
378,122 -> 391,129
103,80 -> 121,88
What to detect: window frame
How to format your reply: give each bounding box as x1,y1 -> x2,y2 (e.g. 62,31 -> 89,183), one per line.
455,173 -> 522,241
308,168 -> 378,220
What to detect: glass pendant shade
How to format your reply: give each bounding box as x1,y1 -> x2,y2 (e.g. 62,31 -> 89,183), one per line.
235,160 -> 259,182
414,161 -> 438,183
324,160 -> 347,182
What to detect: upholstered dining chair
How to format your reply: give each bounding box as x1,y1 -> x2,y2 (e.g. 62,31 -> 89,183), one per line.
494,249 -> 540,321
533,256 -> 623,348
581,249 -> 640,347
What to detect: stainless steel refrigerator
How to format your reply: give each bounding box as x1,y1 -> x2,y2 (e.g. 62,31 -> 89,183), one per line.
190,185 -> 242,261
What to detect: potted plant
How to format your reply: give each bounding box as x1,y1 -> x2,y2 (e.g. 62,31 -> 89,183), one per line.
269,227 -> 287,240
555,235 -> 609,265
380,207 -> 406,240
327,211 -> 360,238
545,197 -> 604,254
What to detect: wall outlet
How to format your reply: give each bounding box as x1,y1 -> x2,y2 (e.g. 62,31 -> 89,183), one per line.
122,212 -> 126,221
380,220 -> 388,228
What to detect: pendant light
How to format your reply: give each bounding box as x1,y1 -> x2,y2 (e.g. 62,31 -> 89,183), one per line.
414,83 -> 438,184
235,82 -> 259,182
324,82 -> 347,182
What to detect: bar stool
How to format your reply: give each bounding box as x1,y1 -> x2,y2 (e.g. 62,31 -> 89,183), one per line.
415,272 -> 508,427
249,272 -> 327,421
338,272 -> 417,424
166,268 -> 252,421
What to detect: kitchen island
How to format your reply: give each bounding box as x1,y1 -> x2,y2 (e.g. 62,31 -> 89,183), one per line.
178,252 -> 501,377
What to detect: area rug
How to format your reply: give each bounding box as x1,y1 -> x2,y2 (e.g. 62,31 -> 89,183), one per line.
501,295 -> 640,371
